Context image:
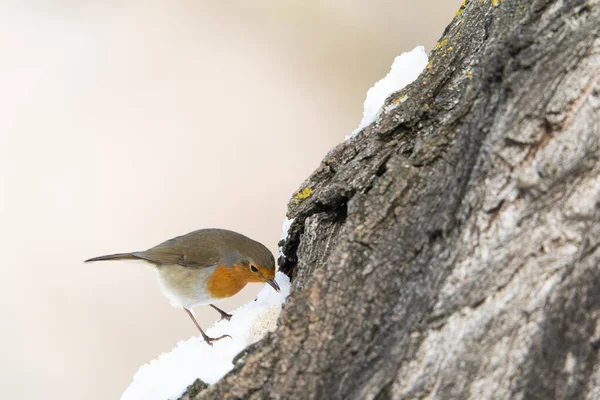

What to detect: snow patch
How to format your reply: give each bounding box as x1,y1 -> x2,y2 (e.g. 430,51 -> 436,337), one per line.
348,46 -> 428,139
278,218 -> 295,258
121,272 -> 291,400
281,218 -> 294,241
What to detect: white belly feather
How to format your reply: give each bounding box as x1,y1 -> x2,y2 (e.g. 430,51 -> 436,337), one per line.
155,264 -> 224,309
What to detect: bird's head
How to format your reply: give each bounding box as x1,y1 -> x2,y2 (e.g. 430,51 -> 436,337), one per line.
206,235 -> 280,298
236,244 -> 280,292
237,259 -> 280,292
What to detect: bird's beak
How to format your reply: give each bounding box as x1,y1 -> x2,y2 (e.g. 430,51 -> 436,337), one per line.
266,278 -> 280,292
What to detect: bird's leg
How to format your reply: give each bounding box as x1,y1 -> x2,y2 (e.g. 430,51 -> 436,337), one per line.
184,308 -> 231,346
209,304 -> 232,321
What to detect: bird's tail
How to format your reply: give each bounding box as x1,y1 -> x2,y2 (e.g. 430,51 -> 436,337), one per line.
85,253 -> 139,263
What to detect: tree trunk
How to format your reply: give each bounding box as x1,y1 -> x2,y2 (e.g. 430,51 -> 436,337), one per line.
182,0 -> 600,398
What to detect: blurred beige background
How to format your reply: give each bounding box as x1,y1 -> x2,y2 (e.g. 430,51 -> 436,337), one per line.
0,1 -> 461,399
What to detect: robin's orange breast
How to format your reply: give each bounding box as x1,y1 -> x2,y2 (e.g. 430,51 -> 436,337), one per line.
206,264 -> 252,298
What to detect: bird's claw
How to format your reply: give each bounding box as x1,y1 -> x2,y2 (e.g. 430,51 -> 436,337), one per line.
219,312 -> 232,322
202,334 -> 232,346
210,304 -> 233,322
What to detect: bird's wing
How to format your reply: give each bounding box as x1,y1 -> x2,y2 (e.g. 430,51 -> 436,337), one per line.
135,230 -> 223,268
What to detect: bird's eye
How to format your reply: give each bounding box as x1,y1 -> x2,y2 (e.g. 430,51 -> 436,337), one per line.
250,265 -> 259,273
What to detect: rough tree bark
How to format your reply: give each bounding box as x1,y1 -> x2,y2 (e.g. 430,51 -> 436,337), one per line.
182,0 -> 600,398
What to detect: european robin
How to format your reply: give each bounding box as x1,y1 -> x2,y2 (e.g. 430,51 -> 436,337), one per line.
85,228 -> 280,345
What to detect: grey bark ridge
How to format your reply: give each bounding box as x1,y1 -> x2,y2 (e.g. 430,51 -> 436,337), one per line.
182,0 -> 600,399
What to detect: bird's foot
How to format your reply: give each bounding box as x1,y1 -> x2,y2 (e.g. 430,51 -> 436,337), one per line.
202,333 -> 232,346
217,311 -> 232,322
210,304 -> 233,322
